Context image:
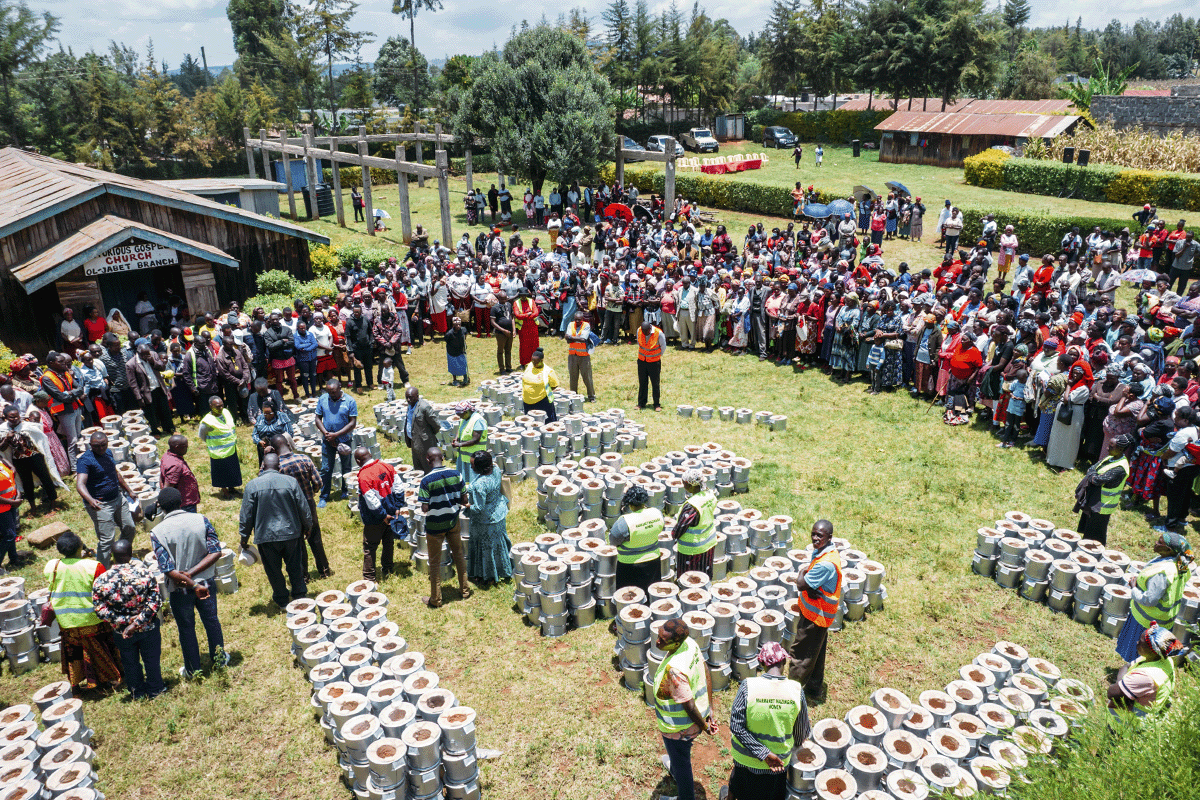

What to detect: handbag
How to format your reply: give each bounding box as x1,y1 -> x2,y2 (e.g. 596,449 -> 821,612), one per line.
884,339 -> 903,351
41,562 -> 59,625
1056,401 -> 1074,425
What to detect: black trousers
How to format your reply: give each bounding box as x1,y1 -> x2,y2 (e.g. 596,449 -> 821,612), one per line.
615,559 -> 659,595
352,348 -> 374,388
1077,511 -> 1111,547
259,537 -> 308,608
1166,464 -> 1199,522
788,615 -> 829,693
637,359 -> 661,409
219,382 -> 247,424
144,387 -> 176,435
730,765 -> 787,800
13,453 -> 57,506
362,522 -> 394,582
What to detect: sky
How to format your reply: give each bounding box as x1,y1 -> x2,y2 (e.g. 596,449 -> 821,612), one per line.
37,0 -> 1199,72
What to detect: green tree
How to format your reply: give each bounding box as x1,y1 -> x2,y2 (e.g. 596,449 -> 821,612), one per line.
390,0 -> 442,114
1001,0 -> 1030,49
1005,44 -> 1056,99
436,53 -> 475,114
196,72 -> 279,157
226,0 -> 287,77
928,0 -> 1000,108
373,35 -> 431,108
297,0 -> 372,121
0,0 -> 59,146
602,0 -> 635,102
340,63 -> 373,112
453,24 -> 613,195
173,53 -> 209,97
762,0 -> 803,96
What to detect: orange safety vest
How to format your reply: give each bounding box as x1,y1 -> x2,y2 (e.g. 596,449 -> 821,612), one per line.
0,462 -> 18,513
567,322 -> 589,358
638,327 -> 663,363
42,370 -> 77,414
797,546 -> 843,628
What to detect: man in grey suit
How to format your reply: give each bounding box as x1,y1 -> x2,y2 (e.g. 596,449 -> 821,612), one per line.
405,387 -> 441,472
748,278 -> 771,361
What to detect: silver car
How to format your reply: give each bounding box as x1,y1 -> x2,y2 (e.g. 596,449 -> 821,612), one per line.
646,135 -> 685,156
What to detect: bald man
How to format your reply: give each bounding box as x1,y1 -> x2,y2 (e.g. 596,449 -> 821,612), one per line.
159,434 -> 200,512
404,387 -> 440,472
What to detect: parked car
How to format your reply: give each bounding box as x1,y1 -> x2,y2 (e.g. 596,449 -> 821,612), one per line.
763,126 -> 798,149
621,136 -> 647,161
646,135 -> 685,156
679,128 -> 719,153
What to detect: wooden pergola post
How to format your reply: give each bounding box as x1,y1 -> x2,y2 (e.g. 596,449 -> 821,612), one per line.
243,127 -> 256,178
614,138 -> 625,187
259,128 -> 270,184
464,146 -> 474,193
303,124 -> 320,220
280,130 -> 297,220
330,135 -> 345,227
396,148 -> 412,243
358,126 -> 375,237
437,149 -> 452,247
415,122 -> 425,188
663,136 -> 677,217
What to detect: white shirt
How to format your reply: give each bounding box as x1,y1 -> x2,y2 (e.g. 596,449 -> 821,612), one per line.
312,324 -> 333,356
60,318 -> 82,342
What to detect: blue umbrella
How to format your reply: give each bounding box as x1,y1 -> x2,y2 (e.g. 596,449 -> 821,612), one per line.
802,202 -> 831,219
886,180 -> 910,196
827,199 -> 854,218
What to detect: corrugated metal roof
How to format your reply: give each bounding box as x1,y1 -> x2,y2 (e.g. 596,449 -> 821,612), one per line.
836,97 -> 970,112
153,178 -> 285,193
875,111 -> 1083,138
11,214 -> 239,293
0,148 -> 325,243
836,97 -> 1075,114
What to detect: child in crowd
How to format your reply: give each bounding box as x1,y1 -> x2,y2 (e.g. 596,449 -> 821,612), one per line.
999,368 -> 1029,448
380,357 -> 396,402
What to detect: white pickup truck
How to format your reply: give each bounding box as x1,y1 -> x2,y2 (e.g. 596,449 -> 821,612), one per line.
679,127 -> 720,153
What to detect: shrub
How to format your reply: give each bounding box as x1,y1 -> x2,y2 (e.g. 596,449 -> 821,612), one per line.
321,167 -> 404,188
770,109 -> 893,144
0,338 -> 18,375
245,277 -> 340,314
256,269 -> 298,296
309,244 -> 339,278
962,149 -> 1010,190
335,241 -> 365,271
956,205 -> 1132,256
1105,168 -> 1200,212
599,164 -> 836,218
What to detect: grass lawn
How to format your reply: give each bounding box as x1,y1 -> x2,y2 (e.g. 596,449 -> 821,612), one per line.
0,239 -> 1166,799
639,139 -> 1189,222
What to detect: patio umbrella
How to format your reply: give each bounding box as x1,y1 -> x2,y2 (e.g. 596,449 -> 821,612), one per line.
373,208 -> 391,219
853,185 -> 878,202
1119,268 -> 1158,283
802,202 -> 831,219
827,199 -> 854,218
633,204 -> 653,222
604,203 -> 634,222
885,180 -> 911,197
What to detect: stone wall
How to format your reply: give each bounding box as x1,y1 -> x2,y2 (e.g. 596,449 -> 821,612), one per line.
1090,94 -> 1200,136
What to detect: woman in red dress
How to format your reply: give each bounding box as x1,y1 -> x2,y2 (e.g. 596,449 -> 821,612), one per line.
82,305 -> 109,344
511,289 -> 541,367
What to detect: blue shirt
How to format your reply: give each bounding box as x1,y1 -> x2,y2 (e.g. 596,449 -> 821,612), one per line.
316,393 -> 358,443
76,448 -> 121,501
804,544 -> 839,592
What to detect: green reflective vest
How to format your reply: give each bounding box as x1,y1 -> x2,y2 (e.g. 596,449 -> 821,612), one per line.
1131,558 -> 1186,628
677,491 -> 716,556
1124,656 -> 1175,717
1095,455 -> 1130,515
200,409 -> 237,459
617,507 -> 665,564
456,413 -> 488,455
46,557 -> 102,629
654,637 -> 710,734
732,675 -> 807,770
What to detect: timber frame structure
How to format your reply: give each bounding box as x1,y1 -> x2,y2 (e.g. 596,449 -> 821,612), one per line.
615,135 -> 679,214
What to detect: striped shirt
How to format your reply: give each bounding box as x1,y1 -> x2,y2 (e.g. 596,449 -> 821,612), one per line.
418,466 -> 464,534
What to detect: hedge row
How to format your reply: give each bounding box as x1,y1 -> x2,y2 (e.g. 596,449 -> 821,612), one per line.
963,152 -> 1200,212
244,276 -> 340,315
599,163 -> 839,216
747,108 -> 893,145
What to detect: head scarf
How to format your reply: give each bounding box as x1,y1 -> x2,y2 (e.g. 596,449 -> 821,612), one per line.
1154,396 -> 1176,415
1161,531 -> 1194,571
1141,623 -> 1182,659
682,468 -> 705,488
454,400 -> 475,417
8,358 -> 28,373
757,641 -> 788,669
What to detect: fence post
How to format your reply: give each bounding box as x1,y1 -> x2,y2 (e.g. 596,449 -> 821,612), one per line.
359,126 -> 375,237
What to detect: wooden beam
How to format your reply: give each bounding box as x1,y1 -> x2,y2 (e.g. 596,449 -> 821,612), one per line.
243,127 -> 256,178
280,130 -> 297,220
434,123 -> 444,152
437,149 -> 452,247
617,148 -> 675,164
415,122 -> 425,188
303,125 -> 320,220
464,147 -> 473,193
256,136 -> 439,177
295,132 -> 455,145
330,135 -> 345,228
259,128 -> 270,185
358,127 -> 375,237
395,147 -> 412,243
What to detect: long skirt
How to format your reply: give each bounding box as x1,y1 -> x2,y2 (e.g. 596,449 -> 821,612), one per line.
466,519 -> 513,583
1032,411 -> 1055,448
829,334 -> 855,371
885,216 -> 898,234
797,320 -> 818,354
696,313 -> 715,343
820,322 -> 836,363
47,428 -> 69,475
396,311 -> 412,345
432,310 -> 448,334
615,559 -> 660,594
209,453 -> 242,489
447,353 -> 468,378
517,324 -> 540,366
910,215 -> 924,240
856,340 -> 874,373
935,359 -> 953,396
729,316 -> 748,349
662,312 -> 678,340
1046,405 -> 1085,469
1129,453 -> 1164,502
60,622 -> 122,690
914,360 -> 935,394
559,297 -> 577,333
523,397 -> 557,422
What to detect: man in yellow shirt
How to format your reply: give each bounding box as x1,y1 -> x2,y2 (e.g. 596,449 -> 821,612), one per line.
521,348 -> 560,422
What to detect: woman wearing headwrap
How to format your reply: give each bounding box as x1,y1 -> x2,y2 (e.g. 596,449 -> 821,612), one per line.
608,484 -> 664,593
867,300 -> 903,394
828,295 -> 860,382
855,299 -> 881,376
1160,407 -> 1200,529
451,400 -> 488,484
1032,356 -> 1070,451
775,284 -> 802,366
1082,367 -> 1123,465
464,451 -> 512,589
1046,361 -> 1094,470
728,641 -> 811,800
1114,532 -> 1193,666
8,358 -> 39,396
1110,622 -> 1182,716
1127,396 -> 1177,519
724,285 -> 750,354
1100,382 -> 1144,458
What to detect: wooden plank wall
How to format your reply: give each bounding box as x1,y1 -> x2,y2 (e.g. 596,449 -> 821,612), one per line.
0,194 -> 315,356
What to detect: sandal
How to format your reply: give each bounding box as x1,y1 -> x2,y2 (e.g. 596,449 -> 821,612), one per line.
423,596 -> 442,609
460,588 -> 474,600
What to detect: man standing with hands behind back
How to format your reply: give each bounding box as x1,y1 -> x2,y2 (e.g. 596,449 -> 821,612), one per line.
404,387 -> 440,473
788,519 -> 842,702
